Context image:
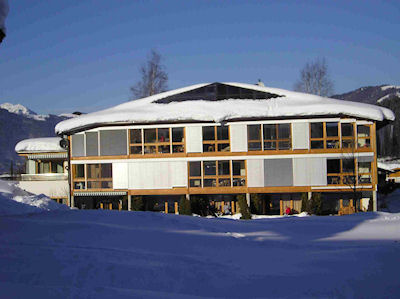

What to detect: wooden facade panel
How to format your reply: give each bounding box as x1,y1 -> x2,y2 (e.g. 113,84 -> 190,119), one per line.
230,124 -> 248,152
309,157 -> 327,186
186,126 -> 203,153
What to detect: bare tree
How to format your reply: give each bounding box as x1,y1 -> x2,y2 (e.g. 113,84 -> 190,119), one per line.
130,50 -> 168,99
294,58 -> 334,97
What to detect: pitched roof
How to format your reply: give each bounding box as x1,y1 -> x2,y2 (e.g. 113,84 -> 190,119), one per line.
55,82 -> 395,134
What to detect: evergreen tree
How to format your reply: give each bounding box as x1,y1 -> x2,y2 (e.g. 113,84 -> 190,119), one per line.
310,193 -> 322,215
190,196 -> 209,216
131,196 -> 144,211
250,193 -> 262,214
301,192 -> 310,213
179,196 -> 192,215
237,194 -> 251,220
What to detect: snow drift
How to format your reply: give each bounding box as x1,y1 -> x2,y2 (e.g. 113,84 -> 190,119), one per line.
0,180 -> 69,216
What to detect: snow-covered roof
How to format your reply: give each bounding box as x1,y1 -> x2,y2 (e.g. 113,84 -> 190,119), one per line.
55,82 -> 395,134
377,159 -> 400,172
15,137 -> 66,153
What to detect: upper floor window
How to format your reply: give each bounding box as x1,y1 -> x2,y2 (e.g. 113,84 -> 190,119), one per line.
357,125 -> 371,148
310,122 -> 340,149
248,124 -> 291,151
188,160 -> 246,188
358,160 -> 372,184
129,127 -> 185,155
202,126 -> 230,152
341,123 -> 355,148
311,122 -> 360,150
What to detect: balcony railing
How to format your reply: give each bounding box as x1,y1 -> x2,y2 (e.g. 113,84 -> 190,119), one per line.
20,173 -> 68,181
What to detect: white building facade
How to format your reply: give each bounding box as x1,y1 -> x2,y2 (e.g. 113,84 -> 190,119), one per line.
56,82 -> 394,215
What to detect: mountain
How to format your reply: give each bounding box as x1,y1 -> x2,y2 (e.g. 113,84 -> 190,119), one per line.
332,85 -> 400,158
0,103 -> 74,174
332,85 -> 400,105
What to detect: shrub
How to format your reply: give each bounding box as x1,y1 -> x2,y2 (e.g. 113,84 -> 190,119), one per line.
131,196 -> 144,211
237,194 -> 251,220
179,196 -> 192,215
190,196 -> 209,216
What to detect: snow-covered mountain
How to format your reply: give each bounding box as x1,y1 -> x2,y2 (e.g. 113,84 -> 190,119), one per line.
332,84 -> 400,105
0,103 -> 74,174
333,85 -> 400,157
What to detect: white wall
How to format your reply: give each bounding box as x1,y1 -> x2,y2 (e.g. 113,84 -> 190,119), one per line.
112,163 -> 129,189
230,124 -> 248,152
247,159 -> 264,187
18,180 -> 69,198
127,161 -> 187,189
292,122 -> 309,150
293,157 -> 327,186
185,126 -> 202,153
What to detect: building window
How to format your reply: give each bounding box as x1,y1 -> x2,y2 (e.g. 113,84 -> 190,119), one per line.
327,159 -> 355,185
73,164 -> 85,190
357,125 -> 371,148
86,164 -> 112,189
311,122 -> 353,149
248,124 -> 291,151
73,164 -> 112,190
341,123 -> 355,148
37,160 -> 64,174
358,161 -> 372,184
248,125 -> 262,151
202,126 -> 230,152
129,127 -> 185,155
263,124 -> 291,150
188,160 -> 246,188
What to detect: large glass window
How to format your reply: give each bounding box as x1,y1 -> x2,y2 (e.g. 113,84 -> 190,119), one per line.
202,126 -> 230,152
358,161 -> 372,184
341,123 -> 355,148
263,124 -> 291,150
311,122 -> 349,149
188,160 -> 246,188
86,164 -> 112,189
327,159 -> 356,185
357,125 -> 371,149
129,127 -> 185,155
248,125 -> 262,151
248,124 -> 291,151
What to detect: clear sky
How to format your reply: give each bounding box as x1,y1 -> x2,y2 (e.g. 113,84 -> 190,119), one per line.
0,0 -> 399,115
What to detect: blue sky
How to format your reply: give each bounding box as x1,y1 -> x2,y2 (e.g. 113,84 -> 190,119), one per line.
0,1 -> 399,115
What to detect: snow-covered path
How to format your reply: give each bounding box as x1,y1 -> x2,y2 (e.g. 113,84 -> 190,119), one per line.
0,210 -> 399,298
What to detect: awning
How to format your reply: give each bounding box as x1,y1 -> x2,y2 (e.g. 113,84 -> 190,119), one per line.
74,191 -> 127,197
27,153 -> 67,159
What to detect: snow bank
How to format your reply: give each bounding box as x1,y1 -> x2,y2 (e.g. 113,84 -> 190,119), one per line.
15,137 -> 65,153
55,82 -> 395,134
0,180 -> 69,216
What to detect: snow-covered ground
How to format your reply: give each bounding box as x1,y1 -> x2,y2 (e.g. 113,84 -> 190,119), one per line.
0,180 -> 399,298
